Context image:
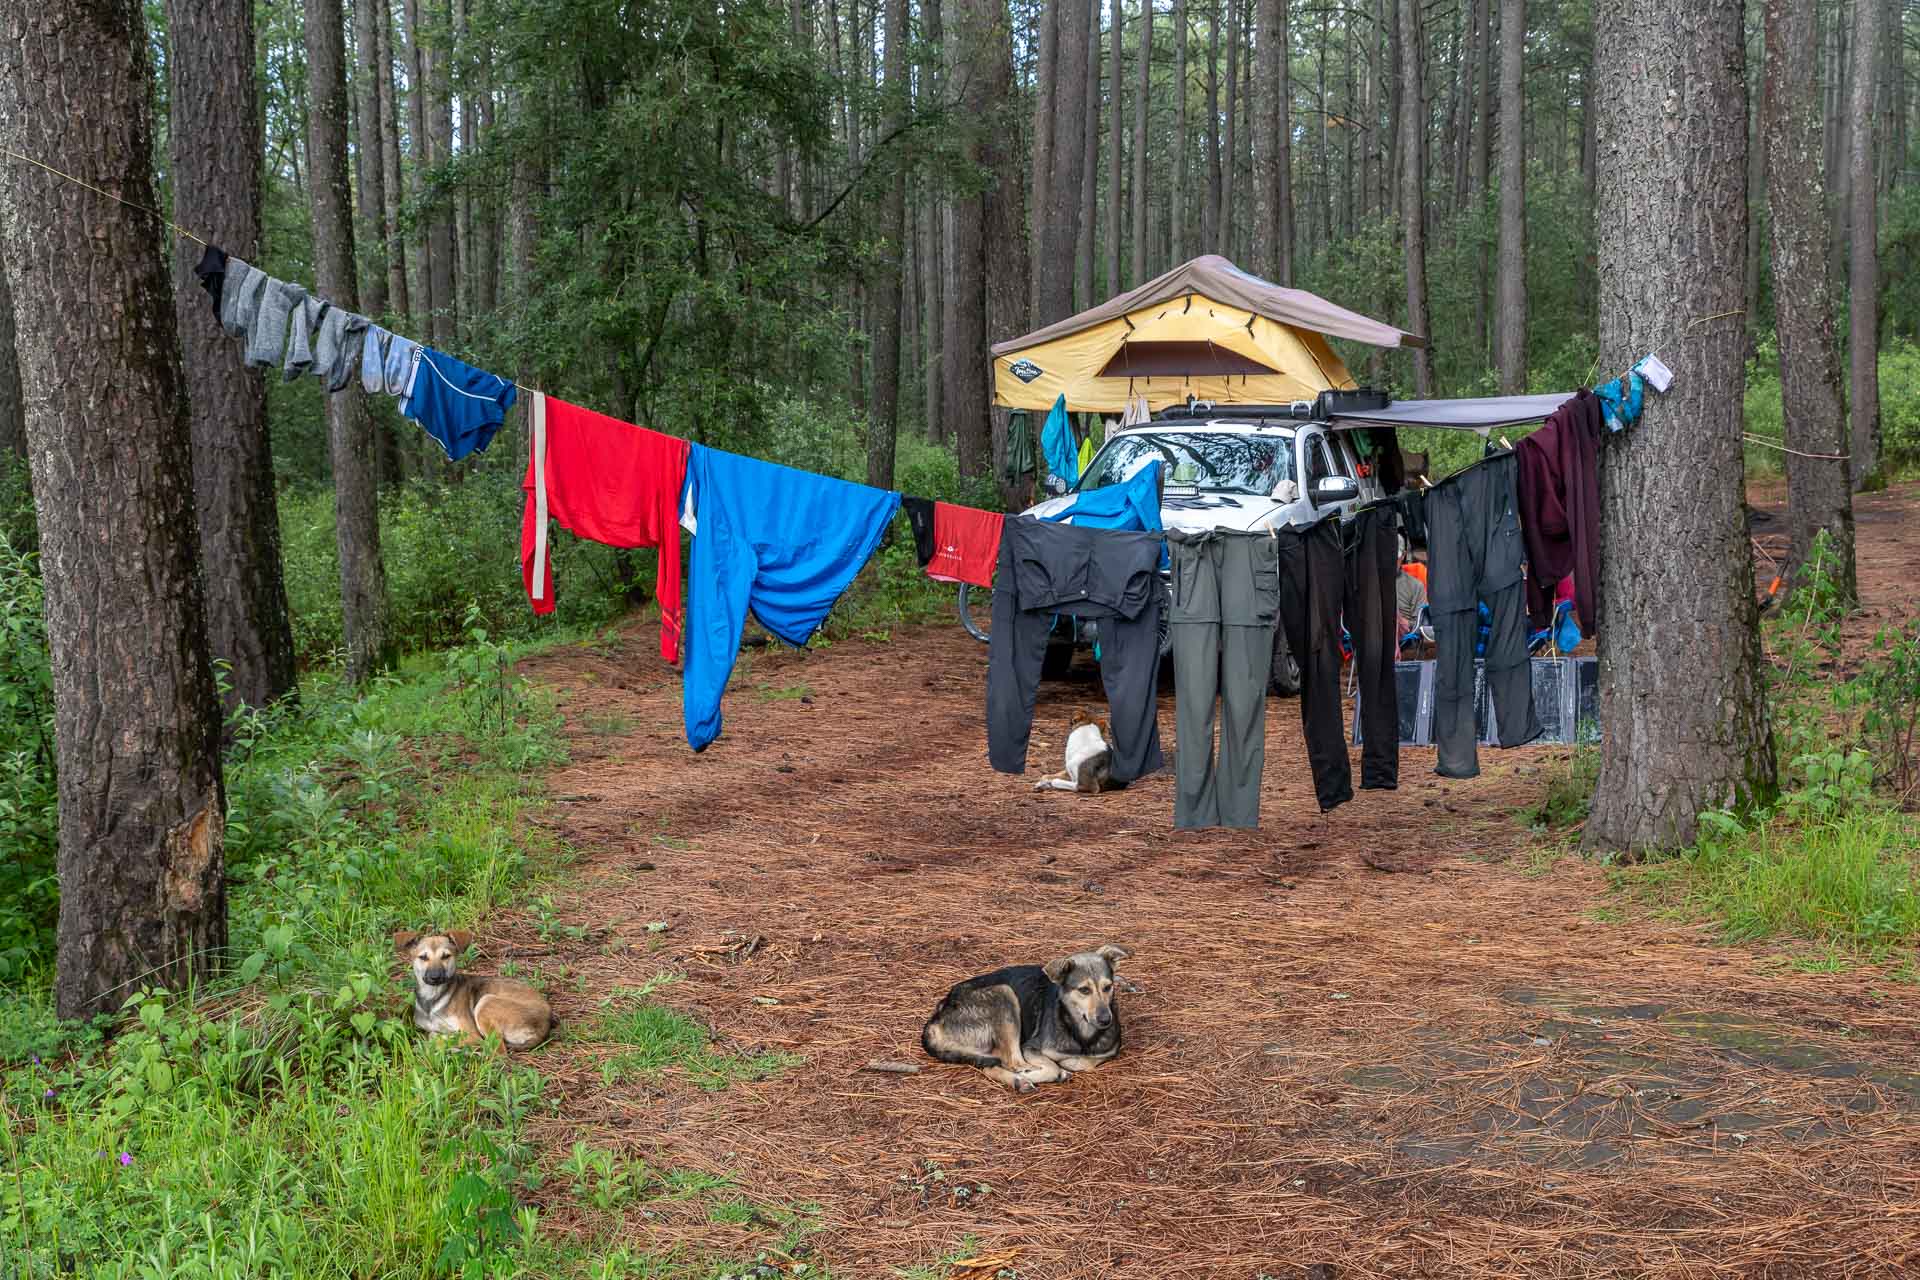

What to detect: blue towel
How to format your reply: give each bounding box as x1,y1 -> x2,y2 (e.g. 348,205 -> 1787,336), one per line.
680,445 -> 901,751
1042,461 -> 1166,569
1041,394 -> 1078,489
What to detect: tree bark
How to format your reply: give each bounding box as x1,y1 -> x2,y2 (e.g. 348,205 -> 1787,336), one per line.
1106,0 -> 1124,295
1397,0 -> 1433,393
923,0 -> 945,443
1030,0 -> 1060,320
1454,0 -> 1479,207
167,0 -> 297,714
1204,0 -> 1222,253
377,0 -> 410,327
1078,0 -> 1100,306
425,0 -> 456,345
867,0 -> 908,490
0,0 -> 228,1019
1258,0 -> 1282,277
402,0 -> 434,332
353,0 -> 390,320
948,0 -> 993,477
1132,0 -> 1154,285
1848,0 -> 1883,487
1765,0 -> 1857,599
1173,0 -> 1189,261
307,0 -> 396,681
981,0 -> 1029,503
1587,0 -> 1774,854
1746,21 -> 1767,360
1039,0 -> 1092,323
1219,0 -> 1240,258
1495,0 -> 1526,392
0,244 -> 25,460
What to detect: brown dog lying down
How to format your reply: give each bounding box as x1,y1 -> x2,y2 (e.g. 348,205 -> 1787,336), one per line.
394,929 -> 554,1049
921,945 -> 1129,1091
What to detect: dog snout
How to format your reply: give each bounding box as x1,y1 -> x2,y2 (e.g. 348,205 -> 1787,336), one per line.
423,966 -> 448,984
1095,1009 -> 1113,1029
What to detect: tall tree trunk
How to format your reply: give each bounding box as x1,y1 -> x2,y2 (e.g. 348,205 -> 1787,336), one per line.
983,0 -> 1031,503
1825,12 -> 1849,286
378,0 -> 410,327
1848,0 -> 1883,487
1106,0 -> 1123,295
1204,0 -> 1221,252
1766,0 -> 1857,598
1454,0 -> 1479,207
1173,0 -> 1188,261
0,0 -> 228,1019
924,0 -> 946,443
353,0 -> 390,320
1746,22 -> 1768,360
1588,0 -> 1774,853
1257,0 -> 1283,277
1397,0 -> 1433,392
1219,0 -> 1239,257
402,0 -> 434,333
0,256 -> 21,459
1471,0 -> 1491,362
1495,0 -> 1526,392
476,50 -> 499,319
868,0 -> 908,489
1132,0 -> 1154,285
307,0 -> 395,681
1030,0 -> 1060,321
510,85 -> 545,389
948,0 -> 991,475
1039,0 -> 1092,323
425,0 -> 456,346
1078,0 -> 1100,306
168,0 -> 297,714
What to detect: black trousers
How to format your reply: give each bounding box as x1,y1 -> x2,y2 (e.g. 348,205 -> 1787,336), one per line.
1424,452 -> 1541,778
1275,517 -> 1352,812
1344,504 -> 1399,790
987,520 -> 1167,783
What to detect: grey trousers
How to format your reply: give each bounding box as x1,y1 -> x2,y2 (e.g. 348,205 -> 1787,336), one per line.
1426,452 -> 1541,778
1169,529 -> 1278,829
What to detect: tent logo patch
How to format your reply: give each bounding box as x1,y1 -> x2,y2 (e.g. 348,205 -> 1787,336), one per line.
1008,359 -> 1045,384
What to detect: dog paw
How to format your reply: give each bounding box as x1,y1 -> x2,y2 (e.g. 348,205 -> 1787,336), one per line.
1012,1076 -> 1037,1094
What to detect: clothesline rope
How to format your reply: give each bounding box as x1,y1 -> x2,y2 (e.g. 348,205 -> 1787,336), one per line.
1,143 -> 208,246
1742,433 -> 1849,461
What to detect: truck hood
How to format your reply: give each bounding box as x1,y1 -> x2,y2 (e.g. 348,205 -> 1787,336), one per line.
1021,489 -> 1286,533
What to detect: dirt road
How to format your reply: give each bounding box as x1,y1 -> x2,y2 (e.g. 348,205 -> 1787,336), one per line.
503,485 -> 1920,1279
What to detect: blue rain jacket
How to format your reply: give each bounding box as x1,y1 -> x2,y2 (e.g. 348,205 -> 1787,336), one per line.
1043,460 -> 1163,533
1041,394 -> 1078,488
680,445 -> 900,751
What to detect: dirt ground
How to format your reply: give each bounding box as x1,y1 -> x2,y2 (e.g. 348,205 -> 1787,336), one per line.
498,484 -> 1920,1279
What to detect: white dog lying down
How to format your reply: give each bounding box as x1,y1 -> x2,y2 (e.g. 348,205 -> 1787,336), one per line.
1032,710 -> 1120,793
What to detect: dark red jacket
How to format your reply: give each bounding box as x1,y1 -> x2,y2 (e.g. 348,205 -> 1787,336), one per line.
1514,387 -> 1604,633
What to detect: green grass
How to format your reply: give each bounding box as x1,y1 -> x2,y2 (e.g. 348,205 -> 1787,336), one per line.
590,1001 -> 800,1091
1620,808 -> 1920,958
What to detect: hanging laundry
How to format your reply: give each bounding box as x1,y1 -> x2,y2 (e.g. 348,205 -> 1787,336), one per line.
400,347 -> 517,461
903,497 -> 936,564
218,255 -> 267,340
1120,393 -> 1152,428
282,296 -> 367,391
1040,394 -> 1077,489
1167,528 -> 1278,829
1594,372 -> 1644,433
243,277 -> 306,369
193,244 -> 229,315
1039,459 -> 1162,533
902,499 -> 1004,589
1425,451 -> 1542,779
679,446 -> 900,752
1344,504 -> 1401,791
988,518 -> 1165,784
1275,516 -> 1353,812
378,332 -> 422,397
361,326 -> 391,394
521,393 -> 690,663
1514,386 -> 1604,633
1004,408 -> 1036,485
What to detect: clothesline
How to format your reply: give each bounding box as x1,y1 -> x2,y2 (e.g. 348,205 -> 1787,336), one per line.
1742,433 -> 1849,461
0,143 -> 208,246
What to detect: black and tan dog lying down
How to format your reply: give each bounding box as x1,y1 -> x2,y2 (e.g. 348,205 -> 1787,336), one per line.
921,946 -> 1129,1091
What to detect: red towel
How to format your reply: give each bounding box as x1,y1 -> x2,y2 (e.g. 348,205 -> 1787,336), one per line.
522,393 -> 690,662
926,502 -> 1004,589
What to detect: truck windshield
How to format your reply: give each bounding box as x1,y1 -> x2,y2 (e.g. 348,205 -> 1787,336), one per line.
1078,431 -> 1294,495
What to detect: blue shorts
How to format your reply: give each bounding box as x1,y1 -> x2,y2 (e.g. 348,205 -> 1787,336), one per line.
400,347 -> 517,461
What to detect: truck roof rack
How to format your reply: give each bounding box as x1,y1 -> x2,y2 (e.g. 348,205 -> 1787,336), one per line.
1152,388 -> 1393,423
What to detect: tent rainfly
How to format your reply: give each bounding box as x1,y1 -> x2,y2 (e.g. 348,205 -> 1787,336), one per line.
990,255 -> 1427,414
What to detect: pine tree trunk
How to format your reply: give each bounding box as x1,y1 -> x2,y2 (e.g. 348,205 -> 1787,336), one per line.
1031,0 -> 1059,319
1826,14 -> 1850,287
425,0 -> 456,345
0,0 -> 228,1019
1495,0 -> 1526,392
1078,0 -> 1100,307
378,0 -> 410,327
402,0 -> 434,332
1397,0 -> 1433,392
1106,0 -> 1123,294
1204,0 -> 1221,252
0,256 -> 21,459
307,0 -> 395,682
980,0 -> 1030,501
1454,0 -> 1478,207
1040,0 -> 1092,323
1132,0 -> 1154,284
510,86 -> 545,388
1765,0 -> 1857,598
1848,0 -> 1883,487
476,51 -> 499,320
867,0 -> 908,490
1173,0 -> 1189,261
353,0 -> 390,320
1746,31 -> 1767,359
1587,0 -> 1774,854
947,0 -> 989,476
168,0 -> 297,714
1219,0 -> 1239,257
923,0 -> 946,443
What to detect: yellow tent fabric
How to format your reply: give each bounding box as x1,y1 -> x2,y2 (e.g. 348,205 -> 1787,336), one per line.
991,255 -> 1422,414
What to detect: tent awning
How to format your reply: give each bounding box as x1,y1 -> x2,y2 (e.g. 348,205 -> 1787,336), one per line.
1097,340 -> 1280,378
1325,392 -> 1576,431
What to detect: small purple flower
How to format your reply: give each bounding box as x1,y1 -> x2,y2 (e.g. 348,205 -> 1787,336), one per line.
42,1088 -> 54,1099
31,1055 -> 40,1066
118,1153 -> 133,1167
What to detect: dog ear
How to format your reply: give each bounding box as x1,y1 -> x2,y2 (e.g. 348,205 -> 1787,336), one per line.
1042,955 -> 1075,984
1095,944 -> 1130,967
392,930 -> 420,955
448,930 -> 474,954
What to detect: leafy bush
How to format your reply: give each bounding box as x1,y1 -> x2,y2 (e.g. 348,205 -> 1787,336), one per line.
0,533 -> 56,983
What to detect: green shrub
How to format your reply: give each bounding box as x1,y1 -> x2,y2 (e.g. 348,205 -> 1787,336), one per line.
0,533 -> 55,984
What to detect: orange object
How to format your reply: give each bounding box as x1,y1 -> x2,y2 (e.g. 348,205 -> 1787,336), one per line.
1402,560 -> 1429,588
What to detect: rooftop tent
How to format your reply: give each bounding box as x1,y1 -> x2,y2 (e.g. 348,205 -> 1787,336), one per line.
990,254 -> 1425,414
